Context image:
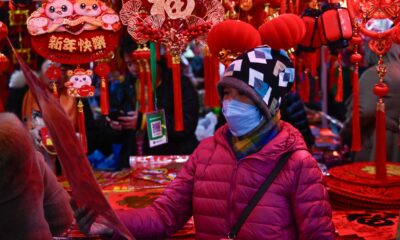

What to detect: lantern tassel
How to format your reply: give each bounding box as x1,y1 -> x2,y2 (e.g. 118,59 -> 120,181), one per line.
100,77 -> 109,115
211,56 -> 220,107
351,65 -> 361,151
77,99 -> 87,154
172,55 -> 184,131
375,99 -> 387,181
303,69 -> 310,103
335,53 -> 343,102
203,47 -> 211,107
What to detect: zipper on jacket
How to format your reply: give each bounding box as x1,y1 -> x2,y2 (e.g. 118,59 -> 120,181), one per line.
227,161 -> 239,231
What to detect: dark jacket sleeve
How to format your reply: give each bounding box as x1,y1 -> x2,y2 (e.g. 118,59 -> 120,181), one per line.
280,92 -> 315,148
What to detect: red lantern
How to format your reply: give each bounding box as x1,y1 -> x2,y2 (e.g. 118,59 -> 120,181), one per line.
207,20 -> 261,66
320,2 -> 353,50
298,8 -> 323,51
0,53 -> 9,72
45,65 -> 62,81
0,21 -> 7,40
258,14 -> 306,50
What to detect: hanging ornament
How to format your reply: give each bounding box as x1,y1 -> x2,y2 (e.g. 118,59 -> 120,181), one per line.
120,0 -> 224,131
349,28 -> 362,152
298,7 -> 323,52
64,67 -> 96,153
0,53 -> 9,73
207,20 -> 261,66
319,1 -> 353,51
45,64 -> 62,98
0,21 -> 8,40
94,62 -> 111,115
258,13 -> 305,50
27,0 -> 122,65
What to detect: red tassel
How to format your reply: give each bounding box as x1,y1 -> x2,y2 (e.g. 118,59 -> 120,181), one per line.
100,78 -> 109,115
303,69 -> 310,103
203,47 -> 211,107
335,53 -> 343,102
290,53 -> 297,92
375,100 -> 387,181
328,56 -> 337,91
165,52 -> 172,69
280,0 -> 286,14
94,63 -> 111,115
211,56 -> 220,107
77,100 -> 87,154
172,55 -> 184,131
144,61 -> 154,112
351,65 -> 361,151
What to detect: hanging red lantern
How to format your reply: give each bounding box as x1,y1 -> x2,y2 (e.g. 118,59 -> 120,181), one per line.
0,53 -> 9,72
298,8 -> 323,51
207,20 -> 261,66
0,21 -> 8,41
258,14 -> 306,50
319,2 -> 353,50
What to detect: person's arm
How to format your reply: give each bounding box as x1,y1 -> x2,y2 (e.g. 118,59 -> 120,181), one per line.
114,151 -> 198,239
290,152 -> 335,240
38,151 -> 74,235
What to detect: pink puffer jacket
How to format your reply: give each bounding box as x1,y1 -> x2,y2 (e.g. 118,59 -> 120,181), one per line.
117,121 -> 335,239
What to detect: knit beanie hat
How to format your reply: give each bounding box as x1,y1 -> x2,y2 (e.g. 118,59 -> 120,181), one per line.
218,45 -> 295,119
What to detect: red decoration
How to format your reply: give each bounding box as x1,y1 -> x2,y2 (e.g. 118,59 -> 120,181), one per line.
31,30 -> 120,65
0,21 -> 8,40
204,46 -> 220,108
45,65 -> 62,80
77,100 -> 87,153
298,8 -> 323,51
95,62 -> 111,115
335,52 -> 343,102
0,53 -> 9,73
207,20 -> 261,66
172,55 -> 184,131
258,14 -> 306,50
320,2 -> 353,50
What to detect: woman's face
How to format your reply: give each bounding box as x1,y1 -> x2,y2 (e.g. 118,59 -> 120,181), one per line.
222,86 -> 254,105
123,53 -> 138,76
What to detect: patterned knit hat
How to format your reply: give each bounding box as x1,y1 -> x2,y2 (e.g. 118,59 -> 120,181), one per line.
217,45 -> 295,119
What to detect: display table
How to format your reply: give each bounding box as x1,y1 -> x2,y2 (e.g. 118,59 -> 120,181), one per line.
57,155 -> 399,239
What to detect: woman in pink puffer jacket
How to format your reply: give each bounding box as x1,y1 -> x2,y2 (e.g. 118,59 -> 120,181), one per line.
74,46 -> 335,239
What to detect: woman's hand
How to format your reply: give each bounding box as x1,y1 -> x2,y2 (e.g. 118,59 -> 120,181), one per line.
117,111 -> 138,130
106,111 -> 138,131
70,199 -> 114,236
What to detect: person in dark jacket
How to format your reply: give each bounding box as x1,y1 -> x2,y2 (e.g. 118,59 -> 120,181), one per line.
280,91 -> 315,149
72,46 -> 334,239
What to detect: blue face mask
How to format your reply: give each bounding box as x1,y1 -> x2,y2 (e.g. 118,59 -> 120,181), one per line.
222,99 -> 262,137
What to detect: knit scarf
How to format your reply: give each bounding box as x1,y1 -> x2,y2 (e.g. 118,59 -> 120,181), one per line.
229,114 -> 280,160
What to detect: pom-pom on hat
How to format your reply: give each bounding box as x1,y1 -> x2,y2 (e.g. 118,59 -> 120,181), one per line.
217,45 -> 295,119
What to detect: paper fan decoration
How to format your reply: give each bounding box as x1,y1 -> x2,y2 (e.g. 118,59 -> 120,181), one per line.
120,0 -> 224,131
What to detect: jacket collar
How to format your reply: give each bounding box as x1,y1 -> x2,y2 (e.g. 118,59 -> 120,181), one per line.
214,121 -> 308,162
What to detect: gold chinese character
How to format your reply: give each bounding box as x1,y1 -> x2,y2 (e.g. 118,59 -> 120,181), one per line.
91,36 -> 106,50
78,38 -> 93,52
63,38 -> 77,53
48,35 -> 63,51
